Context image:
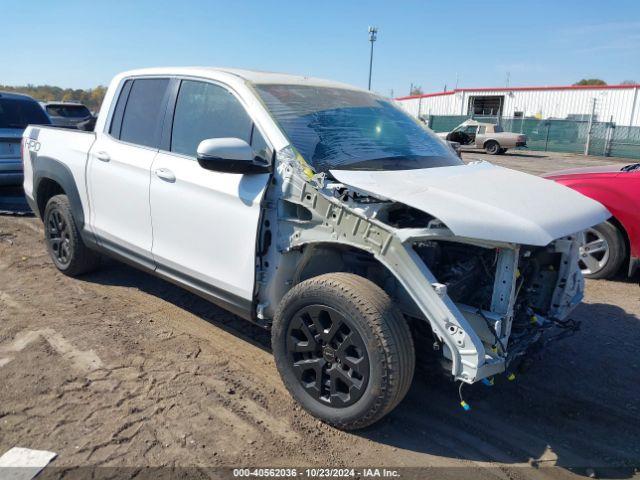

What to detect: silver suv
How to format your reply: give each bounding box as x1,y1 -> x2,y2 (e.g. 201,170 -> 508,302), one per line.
41,102 -> 93,128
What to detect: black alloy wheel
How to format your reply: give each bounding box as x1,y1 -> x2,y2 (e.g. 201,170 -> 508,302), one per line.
286,304 -> 370,407
272,273 -> 415,430
46,207 -> 72,268
43,194 -> 101,276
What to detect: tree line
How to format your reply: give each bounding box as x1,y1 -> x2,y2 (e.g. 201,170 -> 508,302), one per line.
0,84 -> 107,113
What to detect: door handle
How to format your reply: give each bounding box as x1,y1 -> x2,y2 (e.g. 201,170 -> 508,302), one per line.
96,151 -> 110,162
154,168 -> 176,183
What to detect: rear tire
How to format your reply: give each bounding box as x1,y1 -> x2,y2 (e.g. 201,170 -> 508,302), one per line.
579,221 -> 626,279
272,273 -> 415,430
485,140 -> 500,155
44,194 -> 101,276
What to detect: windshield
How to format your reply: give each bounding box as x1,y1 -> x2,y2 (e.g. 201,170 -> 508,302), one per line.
0,97 -> 51,129
46,104 -> 91,118
255,84 -> 462,172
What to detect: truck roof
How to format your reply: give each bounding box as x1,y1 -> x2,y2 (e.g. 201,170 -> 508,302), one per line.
116,67 -> 365,91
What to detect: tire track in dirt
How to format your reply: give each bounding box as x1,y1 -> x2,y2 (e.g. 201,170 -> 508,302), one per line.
1,214 -> 639,478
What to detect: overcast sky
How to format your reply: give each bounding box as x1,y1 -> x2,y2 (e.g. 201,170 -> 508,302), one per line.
4,0 -> 640,96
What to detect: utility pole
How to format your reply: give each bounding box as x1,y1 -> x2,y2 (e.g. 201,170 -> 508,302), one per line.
584,97 -> 597,155
367,26 -> 378,91
506,71 -> 511,88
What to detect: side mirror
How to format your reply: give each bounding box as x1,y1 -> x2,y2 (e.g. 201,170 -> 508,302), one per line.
196,138 -> 269,174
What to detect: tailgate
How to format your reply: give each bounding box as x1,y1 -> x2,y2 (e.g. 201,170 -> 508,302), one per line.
0,129 -> 23,161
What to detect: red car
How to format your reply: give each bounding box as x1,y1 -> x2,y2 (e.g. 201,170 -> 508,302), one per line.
543,163 -> 640,279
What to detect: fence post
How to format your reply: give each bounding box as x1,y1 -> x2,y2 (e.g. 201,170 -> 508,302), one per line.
604,117 -> 615,157
584,98 -> 597,156
544,121 -> 551,151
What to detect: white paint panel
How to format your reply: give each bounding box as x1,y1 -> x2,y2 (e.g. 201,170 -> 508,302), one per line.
150,152 -> 269,300
331,161 -> 610,246
87,135 -> 156,258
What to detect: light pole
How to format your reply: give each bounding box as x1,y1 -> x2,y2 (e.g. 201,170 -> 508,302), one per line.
367,26 -> 378,91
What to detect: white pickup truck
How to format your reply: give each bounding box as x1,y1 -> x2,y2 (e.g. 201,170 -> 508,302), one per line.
22,67 -> 608,429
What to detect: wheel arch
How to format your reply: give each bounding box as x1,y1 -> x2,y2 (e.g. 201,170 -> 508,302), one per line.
607,216 -> 632,275
291,242 -> 424,319
33,156 -> 85,229
483,138 -> 501,149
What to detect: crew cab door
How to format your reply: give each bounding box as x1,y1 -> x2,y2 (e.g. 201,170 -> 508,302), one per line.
149,79 -> 271,317
88,78 -> 170,269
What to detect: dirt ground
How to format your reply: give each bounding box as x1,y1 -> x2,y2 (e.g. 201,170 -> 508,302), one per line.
0,151 -> 639,479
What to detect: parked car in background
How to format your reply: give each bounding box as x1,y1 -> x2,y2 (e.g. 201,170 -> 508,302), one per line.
23,67 -> 608,429
544,163 -> 640,279
41,102 -> 93,128
0,92 -> 50,185
437,120 -> 527,155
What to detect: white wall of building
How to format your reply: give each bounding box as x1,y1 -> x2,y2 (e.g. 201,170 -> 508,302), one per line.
395,86 -> 640,126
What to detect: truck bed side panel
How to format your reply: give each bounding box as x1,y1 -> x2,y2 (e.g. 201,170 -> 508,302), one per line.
23,126 -> 96,224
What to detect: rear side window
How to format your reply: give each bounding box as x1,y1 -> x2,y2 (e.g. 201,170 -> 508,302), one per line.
109,80 -> 132,138
118,78 -> 169,148
170,80 -> 253,157
46,104 -> 91,118
0,97 -> 50,129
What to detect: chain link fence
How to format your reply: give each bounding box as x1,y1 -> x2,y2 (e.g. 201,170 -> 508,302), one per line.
424,115 -> 640,160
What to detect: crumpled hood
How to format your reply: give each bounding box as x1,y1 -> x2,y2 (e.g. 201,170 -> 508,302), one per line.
330,161 -> 610,246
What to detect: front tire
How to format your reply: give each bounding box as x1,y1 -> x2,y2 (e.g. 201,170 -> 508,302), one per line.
44,194 -> 101,276
272,273 -> 415,430
579,221 -> 626,279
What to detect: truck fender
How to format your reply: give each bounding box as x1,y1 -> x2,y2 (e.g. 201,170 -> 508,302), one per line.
33,156 -> 86,230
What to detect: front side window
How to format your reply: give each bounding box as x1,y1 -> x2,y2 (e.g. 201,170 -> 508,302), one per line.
171,80 -> 253,157
256,84 -> 461,172
119,78 -> 169,148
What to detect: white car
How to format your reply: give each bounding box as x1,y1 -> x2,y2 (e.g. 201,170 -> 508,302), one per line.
22,67 -> 608,429
437,119 -> 527,155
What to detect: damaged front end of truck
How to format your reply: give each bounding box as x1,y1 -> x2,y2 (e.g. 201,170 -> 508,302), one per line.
255,148 -> 609,384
